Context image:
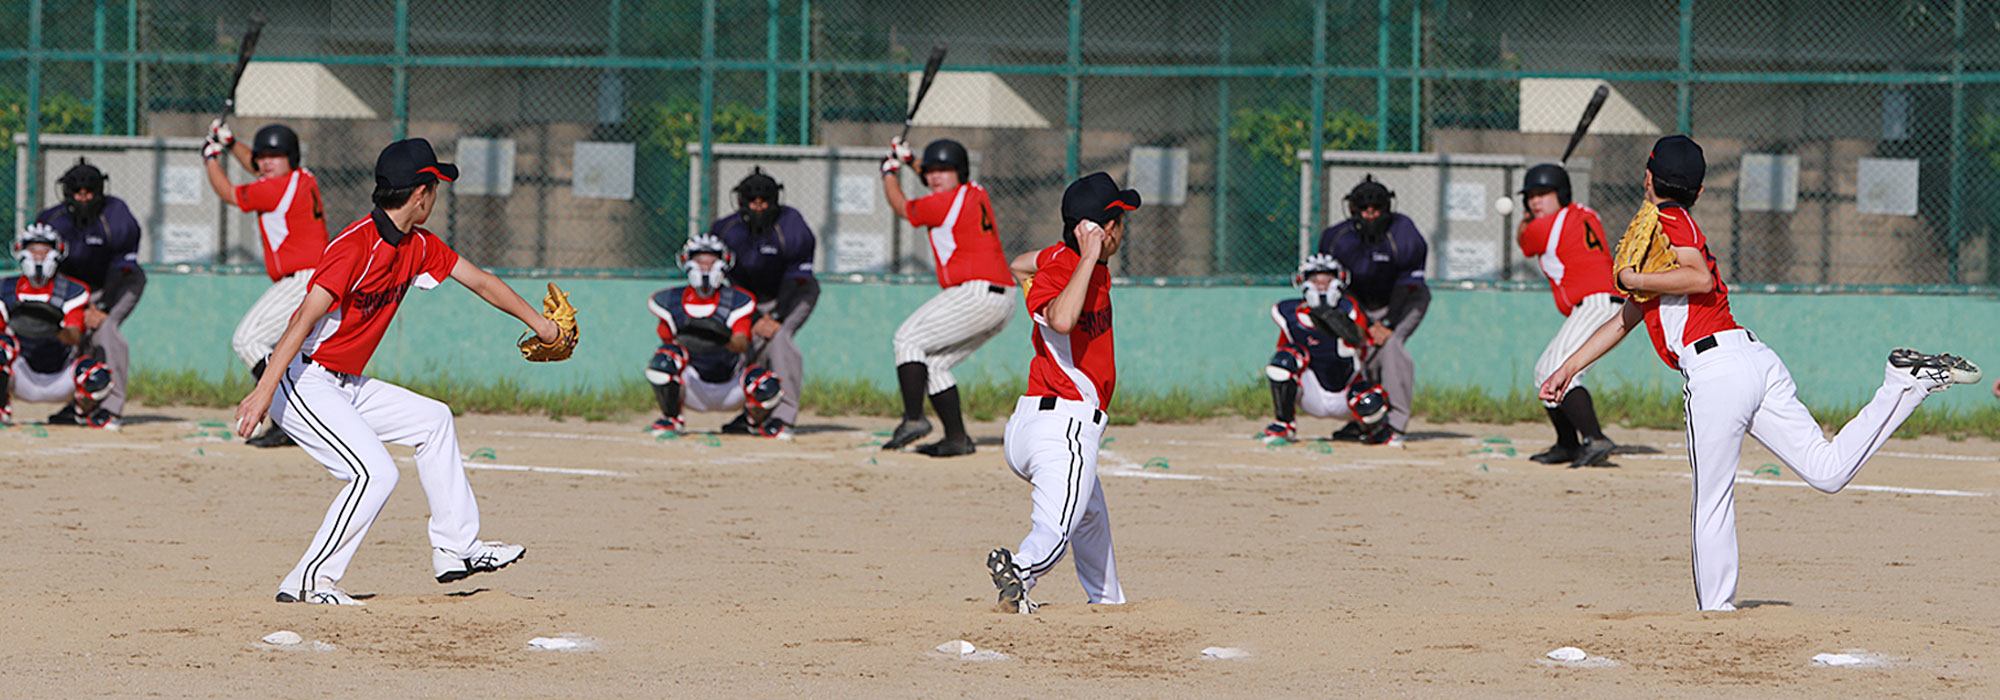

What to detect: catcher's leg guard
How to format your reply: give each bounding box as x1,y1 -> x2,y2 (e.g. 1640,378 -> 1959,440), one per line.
73,358 -> 113,403
741,365 -> 784,413
1348,382 -> 1389,425
0,335 -> 14,421
1265,347 -> 1307,383
646,344 -> 687,422
1266,348 -> 1304,424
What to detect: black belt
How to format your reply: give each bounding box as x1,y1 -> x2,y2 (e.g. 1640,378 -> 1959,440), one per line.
987,283 -> 1007,295
1037,395 -> 1105,425
1691,329 -> 1755,355
1607,296 -> 1625,305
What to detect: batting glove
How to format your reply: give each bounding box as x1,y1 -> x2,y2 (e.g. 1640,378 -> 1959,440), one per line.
201,139 -> 227,161
881,156 -> 902,175
889,136 -> 914,166
208,118 -> 235,147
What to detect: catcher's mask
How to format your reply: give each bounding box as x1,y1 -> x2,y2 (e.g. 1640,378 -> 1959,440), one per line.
14,223 -> 66,284
733,167 -> 783,233
59,158 -> 109,228
1295,253 -> 1347,308
680,234 -> 734,292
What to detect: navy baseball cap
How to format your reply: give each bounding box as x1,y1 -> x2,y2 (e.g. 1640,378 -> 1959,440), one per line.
375,138 -> 458,190
1647,134 -> 1704,190
1060,172 -> 1141,235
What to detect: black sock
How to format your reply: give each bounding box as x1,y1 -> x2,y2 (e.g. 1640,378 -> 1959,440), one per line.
651,382 -> 682,422
1269,380 -> 1298,424
896,362 -> 929,422
1561,387 -> 1606,442
1546,406 -> 1579,448
931,387 -> 967,441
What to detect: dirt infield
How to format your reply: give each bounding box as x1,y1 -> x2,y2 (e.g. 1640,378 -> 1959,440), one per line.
3,402 -> 1996,698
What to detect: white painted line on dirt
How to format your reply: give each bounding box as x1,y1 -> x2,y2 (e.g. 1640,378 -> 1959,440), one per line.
477,429 -> 643,441
1103,468 -> 1210,481
394,456 -> 626,477
1668,472 -> 1986,498
1874,451 -> 1998,463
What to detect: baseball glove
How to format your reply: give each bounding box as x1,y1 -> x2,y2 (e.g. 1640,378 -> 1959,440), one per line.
518,283 -> 579,362
675,317 -> 735,355
1306,304 -> 1367,349
1611,201 -> 1679,303
7,301 -> 67,339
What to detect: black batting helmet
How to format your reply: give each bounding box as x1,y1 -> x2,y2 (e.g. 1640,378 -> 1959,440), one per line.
1520,163 -> 1571,206
57,158 -> 107,197
252,124 -> 301,167
920,139 -> 970,182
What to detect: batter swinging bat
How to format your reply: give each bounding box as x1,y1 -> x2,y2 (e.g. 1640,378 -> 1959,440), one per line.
1560,84 -> 1609,164
899,44 -> 948,142
220,13 -> 268,121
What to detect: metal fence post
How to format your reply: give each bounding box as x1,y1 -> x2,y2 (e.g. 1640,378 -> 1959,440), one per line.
764,0 -> 779,144
797,0 -> 810,145
124,0 -> 135,135
92,0 -> 106,135
1948,0 -> 1965,284
1374,0 -> 1389,152
1676,0 -> 1692,134
1407,0 -> 1420,152
1212,28 -> 1231,273
1309,0 -> 1328,244
696,0 -> 717,234
26,0 -> 43,224
393,0 -> 410,140
1065,0 -> 1081,182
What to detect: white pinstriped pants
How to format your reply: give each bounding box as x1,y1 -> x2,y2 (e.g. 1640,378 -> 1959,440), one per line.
270,357 -> 484,595
893,281 -> 1015,395
1002,396 -> 1123,605
1531,292 -> 1625,407
233,270 -> 314,370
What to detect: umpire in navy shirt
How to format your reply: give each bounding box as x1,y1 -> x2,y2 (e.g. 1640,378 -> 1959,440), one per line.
1316,176 -> 1429,446
35,159 -> 146,426
709,168 -> 820,434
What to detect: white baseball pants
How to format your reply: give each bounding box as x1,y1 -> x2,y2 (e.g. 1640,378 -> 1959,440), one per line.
270,357 -> 484,596
1296,369 -> 1360,420
9,356 -> 82,403
680,366 -> 749,413
1002,396 -> 1124,605
233,270 -> 314,370
893,282 -> 1015,394
1679,329 -> 1932,611
1532,293 -> 1625,407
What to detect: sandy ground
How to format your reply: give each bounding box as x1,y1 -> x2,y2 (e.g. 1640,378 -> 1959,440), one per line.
2,401 -> 1997,698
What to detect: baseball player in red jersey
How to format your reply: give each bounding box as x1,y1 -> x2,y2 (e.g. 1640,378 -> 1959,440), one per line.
203,120 -> 328,448
1542,135 -> 1982,611
1516,163 -> 1621,467
644,235 -> 784,437
232,139 -> 557,605
1,224 -> 114,425
984,172 -> 1135,615
878,138 -> 1017,456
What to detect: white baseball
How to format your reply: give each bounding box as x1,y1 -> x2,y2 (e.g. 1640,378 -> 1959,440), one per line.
1493,196 -> 1514,216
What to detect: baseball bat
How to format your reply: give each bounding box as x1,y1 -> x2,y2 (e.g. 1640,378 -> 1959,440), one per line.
1559,84 -> 1609,164
220,13 -> 268,121
898,44 -> 948,142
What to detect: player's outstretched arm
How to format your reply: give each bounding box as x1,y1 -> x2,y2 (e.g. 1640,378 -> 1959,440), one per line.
1538,301 -> 1642,403
202,156 -> 240,207
448,258 -> 558,343
234,285 -> 336,437
1618,246 -> 1712,296
1008,250 -> 1038,289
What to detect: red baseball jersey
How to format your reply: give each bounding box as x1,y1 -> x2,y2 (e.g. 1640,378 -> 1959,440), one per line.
299,211 -> 460,375
235,168 -> 328,281
1636,203 -> 1739,370
1023,243 -> 1115,410
904,183 -> 1014,289
1517,202 -> 1614,316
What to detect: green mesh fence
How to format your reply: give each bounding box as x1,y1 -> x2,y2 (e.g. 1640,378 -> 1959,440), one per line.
3,0 -> 1998,288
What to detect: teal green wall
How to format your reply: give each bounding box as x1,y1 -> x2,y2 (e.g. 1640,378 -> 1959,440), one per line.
133,274 -> 1999,410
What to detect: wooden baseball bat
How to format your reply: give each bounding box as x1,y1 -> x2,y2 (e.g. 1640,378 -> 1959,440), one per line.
1560,84 -> 1610,164
898,44 -> 948,142
220,13 -> 268,121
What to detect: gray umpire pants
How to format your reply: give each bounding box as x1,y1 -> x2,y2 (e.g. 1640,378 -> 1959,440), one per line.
750,297 -> 814,426
1362,288 -> 1428,435
88,271 -> 146,416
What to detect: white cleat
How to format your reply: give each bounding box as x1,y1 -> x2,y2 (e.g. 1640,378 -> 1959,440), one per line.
1889,349 -> 1982,393
277,589 -> 367,606
434,542 -> 527,583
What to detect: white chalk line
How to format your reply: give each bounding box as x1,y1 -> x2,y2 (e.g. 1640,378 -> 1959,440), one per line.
1667,471 -> 1987,498
395,455 -> 626,478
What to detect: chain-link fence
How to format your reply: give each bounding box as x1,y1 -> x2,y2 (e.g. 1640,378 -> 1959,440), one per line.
4,0 -> 1998,288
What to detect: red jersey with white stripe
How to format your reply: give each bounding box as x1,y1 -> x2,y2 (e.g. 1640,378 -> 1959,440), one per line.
904,183 -> 1014,289
2,274 -> 91,373
1517,202 -> 1613,316
300,211 -> 460,375
1023,243 -> 1115,410
1635,203 -> 1738,371
235,168 -> 328,281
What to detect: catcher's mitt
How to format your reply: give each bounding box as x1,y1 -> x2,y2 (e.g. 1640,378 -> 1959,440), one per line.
1611,201 -> 1679,302
518,283 -> 579,362
1306,304 -> 1367,349
7,300 -> 67,339
675,317 -> 735,355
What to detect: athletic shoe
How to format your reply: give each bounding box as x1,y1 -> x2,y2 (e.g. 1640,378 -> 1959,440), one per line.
46,403 -> 81,426
1328,422 -> 1367,443
84,409 -> 120,431
881,417 -> 933,451
1261,422 -> 1297,444
759,418 -> 795,441
1889,348 -> 1982,393
247,426 -> 296,448
987,548 -> 1037,615
433,542 -> 527,584
915,436 -> 976,458
276,589 -> 366,606
647,416 -> 684,438
1528,444 -> 1577,464
0,406 -> 11,425
1571,437 -> 1616,468
718,412 -> 755,435
1362,425 -> 1403,447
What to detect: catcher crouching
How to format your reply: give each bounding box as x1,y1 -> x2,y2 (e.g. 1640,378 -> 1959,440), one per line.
2,224 -> 115,427
644,234 -> 786,439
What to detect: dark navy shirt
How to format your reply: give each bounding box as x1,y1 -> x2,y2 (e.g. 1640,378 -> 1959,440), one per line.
1272,296 -> 1368,393
36,197 -> 143,291
1315,213 -> 1428,309
708,206 -> 816,303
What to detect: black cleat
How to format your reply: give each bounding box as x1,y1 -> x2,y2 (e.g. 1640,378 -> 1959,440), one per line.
881,417 -> 933,451
247,426 -> 297,448
1528,444 -> 1577,464
46,403 -> 82,426
719,412 -> 755,435
1571,438 -> 1616,468
914,436 -> 976,458
1328,421 -> 1367,443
